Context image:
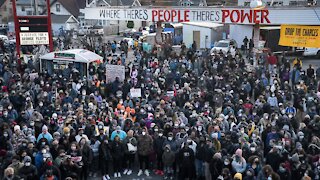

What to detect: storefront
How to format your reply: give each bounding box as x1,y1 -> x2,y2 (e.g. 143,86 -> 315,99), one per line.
39,49 -> 103,77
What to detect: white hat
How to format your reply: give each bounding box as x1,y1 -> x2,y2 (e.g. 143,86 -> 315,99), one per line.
52,113 -> 58,119
42,125 -> 48,131
14,125 -> 20,132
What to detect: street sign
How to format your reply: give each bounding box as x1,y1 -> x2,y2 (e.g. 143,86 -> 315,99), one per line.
20,32 -> 49,45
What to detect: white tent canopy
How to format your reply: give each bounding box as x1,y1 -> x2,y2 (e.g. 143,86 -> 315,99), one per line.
40,49 -> 103,63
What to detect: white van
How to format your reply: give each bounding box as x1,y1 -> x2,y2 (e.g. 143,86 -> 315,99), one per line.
303,48 -> 320,57
210,39 -> 238,54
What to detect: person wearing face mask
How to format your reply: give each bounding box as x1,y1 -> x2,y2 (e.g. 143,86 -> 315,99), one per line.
110,126 -> 127,141
59,127 -> 72,150
75,128 -> 89,143
89,137 -> 101,178
111,135 -> 124,178
122,130 -> 137,176
78,138 -> 93,179
7,105 -> 18,121
178,142 -> 196,180
99,136 -> 112,180
162,144 -> 175,180
137,128 -> 153,177
8,155 -> 24,176
35,148 -> 48,171
37,125 -> 53,144
277,163 -> 292,180
3,167 -> 20,180
153,129 -> 166,176
18,156 -> 38,180
231,149 -> 247,174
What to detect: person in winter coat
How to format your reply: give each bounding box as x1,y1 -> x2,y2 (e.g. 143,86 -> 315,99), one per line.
122,130 -> 137,176
277,163 -> 292,180
89,137 -> 100,177
162,144 -> 175,180
178,142 -> 196,180
37,125 -> 53,144
59,156 -> 79,179
210,153 -> 223,180
18,156 -> 38,180
137,128 -> 153,177
111,135 -> 124,178
195,137 -> 206,179
3,167 -> 21,180
79,137 -> 93,180
231,149 -> 247,174
154,129 -> 166,175
99,136 -> 112,180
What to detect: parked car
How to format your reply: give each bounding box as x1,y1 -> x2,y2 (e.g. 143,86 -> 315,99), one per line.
123,29 -> 136,37
210,39 -> 237,54
303,48 -> 320,57
92,26 -> 104,35
78,26 -> 92,35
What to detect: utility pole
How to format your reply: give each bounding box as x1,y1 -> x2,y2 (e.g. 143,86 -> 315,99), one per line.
117,0 -> 120,35
34,0 -> 38,15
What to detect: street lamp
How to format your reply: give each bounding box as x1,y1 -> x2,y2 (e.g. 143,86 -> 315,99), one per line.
249,0 -> 265,66
250,0 -> 266,9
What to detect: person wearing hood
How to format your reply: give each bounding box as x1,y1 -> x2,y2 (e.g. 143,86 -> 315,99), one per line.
137,128 -> 153,177
110,135 -> 124,178
162,144 -> 175,180
231,149 -> 247,174
178,142 -> 196,180
153,129 -> 166,176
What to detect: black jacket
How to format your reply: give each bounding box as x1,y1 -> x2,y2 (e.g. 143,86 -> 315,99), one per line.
111,141 -> 124,159
19,165 -> 38,180
154,136 -> 166,154
99,142 -> 112,161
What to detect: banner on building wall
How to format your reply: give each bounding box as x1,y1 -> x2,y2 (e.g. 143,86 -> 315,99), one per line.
279,25 -> 320,48
83,8 -> 272,24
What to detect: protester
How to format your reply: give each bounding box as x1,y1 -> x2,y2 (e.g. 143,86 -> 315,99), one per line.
0,33 -> 319,180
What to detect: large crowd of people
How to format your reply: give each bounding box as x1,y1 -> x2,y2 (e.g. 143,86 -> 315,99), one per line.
0,37 -> 319,180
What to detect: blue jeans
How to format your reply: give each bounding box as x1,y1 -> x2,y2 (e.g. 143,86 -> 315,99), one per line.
195,159 -> 204,177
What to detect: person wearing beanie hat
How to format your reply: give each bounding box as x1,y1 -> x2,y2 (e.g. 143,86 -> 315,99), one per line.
37,125 -> 53,144
232,149 -> 247,173
19,156 -> 38,180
